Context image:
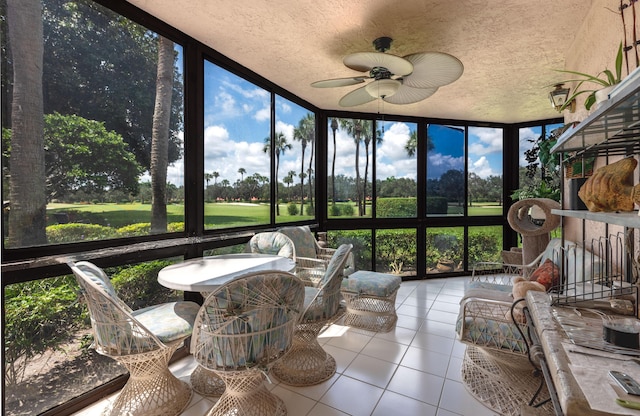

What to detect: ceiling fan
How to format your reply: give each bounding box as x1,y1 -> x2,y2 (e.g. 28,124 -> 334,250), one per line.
312,37 -> 464,107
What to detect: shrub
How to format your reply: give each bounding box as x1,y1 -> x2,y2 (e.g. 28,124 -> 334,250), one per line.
287,202 -> 299,215
377,198 -> 416,217
426,197 -> 448,214
376,229 -> 416,273
4,276 -> 85,385
341,203 -> 354,216
110,260 -> 180,309
116,222 -> 151,237
327,229 -> 371,271
329,204 -> 341,216
46,223 -> 117,243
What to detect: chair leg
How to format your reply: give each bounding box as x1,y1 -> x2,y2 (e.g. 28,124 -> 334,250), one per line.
190,364 -> 226,396
271,322 -> 336,386
207,370 -> 286,416
105,344 -> 192,416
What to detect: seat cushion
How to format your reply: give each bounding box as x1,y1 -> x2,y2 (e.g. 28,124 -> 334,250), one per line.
133,301 -> 200,344
341,271 -> 401,297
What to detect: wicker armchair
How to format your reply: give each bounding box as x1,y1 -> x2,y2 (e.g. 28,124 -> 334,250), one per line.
278,225 -> 353,285
191,270 -> 305,416
68,261 -> 199,416
271,244 -> 353,386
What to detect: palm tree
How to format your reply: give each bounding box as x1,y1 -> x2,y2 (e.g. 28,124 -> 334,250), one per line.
339,119 -> 363,216
263,132 -> 291,215
294,114 -> 314,215
330,118 -> 338,206
212,171 -> 219,185
286,170 -> 296,201
283,174 -> 292,201
361,120 -> 376,216
238,167 -> 246,182
405,129 -> 435,157
204,172 -> 213,188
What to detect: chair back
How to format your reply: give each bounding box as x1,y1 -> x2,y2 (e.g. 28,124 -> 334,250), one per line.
192,271 -> 304,372
302,244 -> 353,322
277,226 -> 318,259
69,261 -> 163,356
247,232 -> 296,259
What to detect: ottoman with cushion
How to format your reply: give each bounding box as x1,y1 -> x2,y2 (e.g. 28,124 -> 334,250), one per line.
340,270 -> 402,332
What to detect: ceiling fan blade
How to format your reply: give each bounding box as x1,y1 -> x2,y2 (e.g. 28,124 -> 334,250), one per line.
311,77 -> 368,88
383,84 -> 438,105
339,85 -> 378,107
343,52 -> 413,76
401,52 -> 464,88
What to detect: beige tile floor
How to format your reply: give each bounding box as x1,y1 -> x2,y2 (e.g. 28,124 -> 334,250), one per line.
74,276 -> 500,416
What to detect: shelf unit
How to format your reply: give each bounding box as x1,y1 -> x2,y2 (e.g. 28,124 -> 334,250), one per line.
549,70 -> 640,307
551,67 -> 640,158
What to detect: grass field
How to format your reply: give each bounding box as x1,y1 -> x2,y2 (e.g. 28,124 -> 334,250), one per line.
46,201 -> 504,228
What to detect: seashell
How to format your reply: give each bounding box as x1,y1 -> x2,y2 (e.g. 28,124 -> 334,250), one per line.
578,157 -> 640,212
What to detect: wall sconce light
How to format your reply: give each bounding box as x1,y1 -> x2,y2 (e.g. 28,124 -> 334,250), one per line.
549,83 -> 574,112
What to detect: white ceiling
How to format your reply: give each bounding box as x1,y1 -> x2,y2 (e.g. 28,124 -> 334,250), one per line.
129,0 -> 590,123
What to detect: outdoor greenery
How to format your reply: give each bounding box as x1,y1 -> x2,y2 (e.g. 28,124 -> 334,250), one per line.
4,260 -> 181,387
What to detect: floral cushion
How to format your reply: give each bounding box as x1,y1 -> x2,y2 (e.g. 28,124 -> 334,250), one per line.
133,301 -> 199,344
456,315 -> 526,353
248,232 -> 295,258
341,270 -> 401,297
278,225 -> 318,259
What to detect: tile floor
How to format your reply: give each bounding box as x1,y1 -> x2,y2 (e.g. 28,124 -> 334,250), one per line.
74,276 -> 500,416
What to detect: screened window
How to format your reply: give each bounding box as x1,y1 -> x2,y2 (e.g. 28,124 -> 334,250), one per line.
203,61 -> 271,229
327,118 -> 373,218
275,96 -> 315,221
426,124 -> 465,216
2,0 -> 185,249
468,126 -> 504,216
375,121 -> 418,218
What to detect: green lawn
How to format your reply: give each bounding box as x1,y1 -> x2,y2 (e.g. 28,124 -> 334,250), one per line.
46,201 -> 504,228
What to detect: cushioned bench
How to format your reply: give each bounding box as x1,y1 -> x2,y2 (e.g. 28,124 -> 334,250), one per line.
340,270 -> 401,332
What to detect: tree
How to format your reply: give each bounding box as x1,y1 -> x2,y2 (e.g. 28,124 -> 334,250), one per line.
40,1 -> 184,171
263,131 -> 291,215
405,129 -> 435,157
212,171 -> 219,185
330,118 -> 338,205
339,119 -> 363,216
150,36 -> 174,233
238,167 -> 246,181
362,120 -> 376,215
6,0 -> 47,246
293,114 -> 314,215
40,113 -> 141,201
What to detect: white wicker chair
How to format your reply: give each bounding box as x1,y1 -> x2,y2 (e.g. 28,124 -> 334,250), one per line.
271,244 -> 353,386
191,270 -> 305,416
278,225 -> 353,285
68,261 -> 199,416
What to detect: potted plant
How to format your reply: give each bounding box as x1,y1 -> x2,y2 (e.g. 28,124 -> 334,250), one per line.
553,42 -> 624,111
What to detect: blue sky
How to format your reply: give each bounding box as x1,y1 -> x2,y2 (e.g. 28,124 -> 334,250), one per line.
156,59 -> 506,186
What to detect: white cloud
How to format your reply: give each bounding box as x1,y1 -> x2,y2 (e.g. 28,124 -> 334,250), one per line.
469,156 -> 499,178
468,127 -> 503,156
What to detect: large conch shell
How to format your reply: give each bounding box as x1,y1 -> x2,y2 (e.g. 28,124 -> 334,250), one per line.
578,157 -> 640,212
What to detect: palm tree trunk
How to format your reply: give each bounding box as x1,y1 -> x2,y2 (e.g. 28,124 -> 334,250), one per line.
300,145 -> 305,215
150,36 -> 174,233
7,0 -> 47,246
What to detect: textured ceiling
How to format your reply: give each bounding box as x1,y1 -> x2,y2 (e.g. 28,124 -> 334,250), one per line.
129,0 -> 590,123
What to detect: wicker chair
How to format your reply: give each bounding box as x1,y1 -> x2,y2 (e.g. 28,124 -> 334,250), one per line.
278,225 -> 353,285
68,261 -> 199,416
271,244 -> 353,386
191,270 -> 305,416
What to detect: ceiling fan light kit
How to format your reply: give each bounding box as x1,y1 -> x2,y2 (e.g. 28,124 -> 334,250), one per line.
313,36 -> 464,107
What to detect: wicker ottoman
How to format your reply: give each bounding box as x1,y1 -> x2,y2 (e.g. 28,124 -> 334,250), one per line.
340,270 -> 401,332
